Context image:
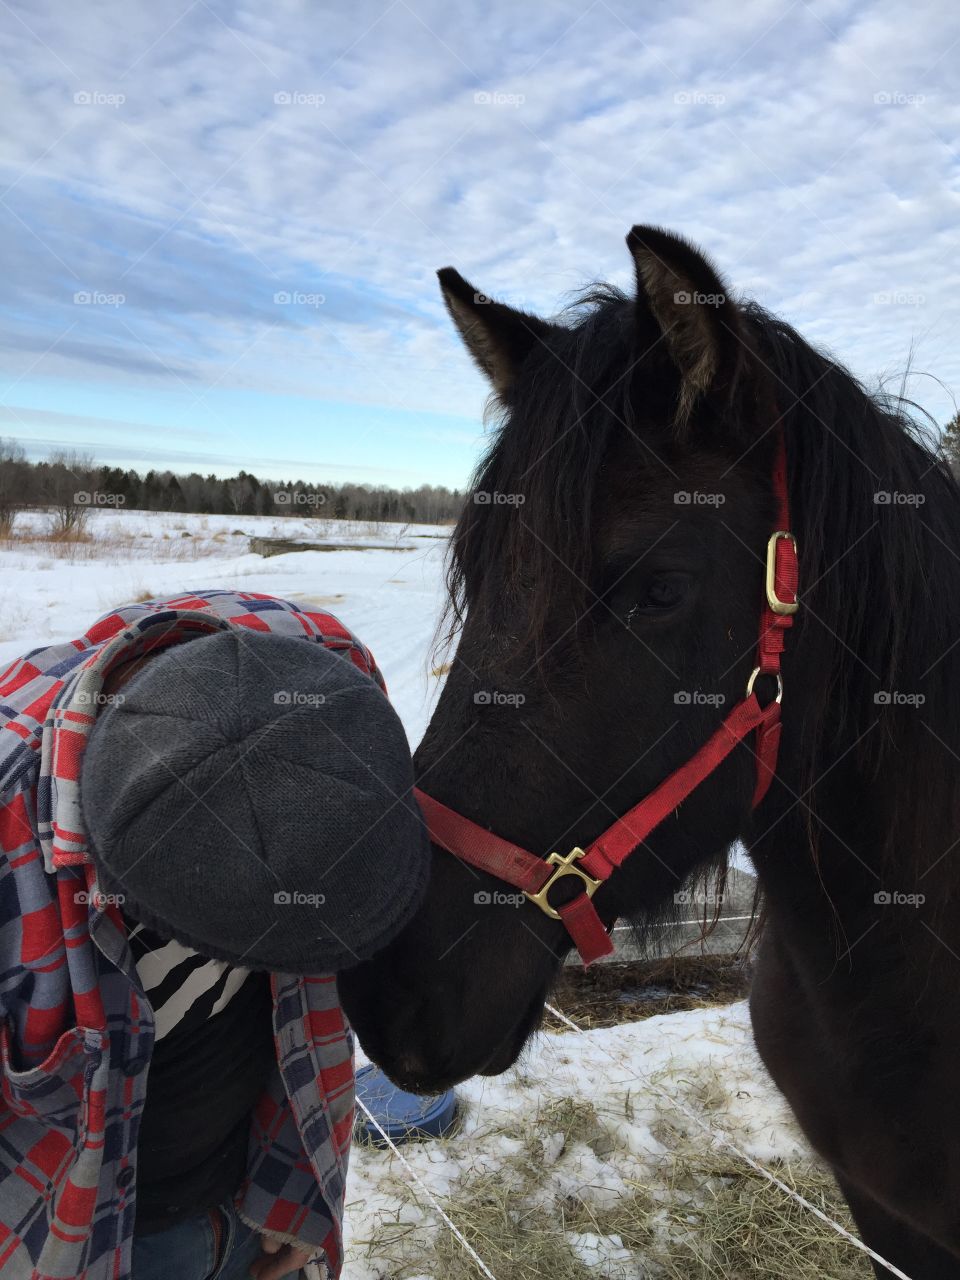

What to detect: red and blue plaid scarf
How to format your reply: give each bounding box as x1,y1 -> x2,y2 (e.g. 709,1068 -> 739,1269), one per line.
0,590 -> 381,1279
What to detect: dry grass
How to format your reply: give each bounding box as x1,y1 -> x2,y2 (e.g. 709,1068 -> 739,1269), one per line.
546,956 -> 752,1032
359,1091 -> 872,1280
0,525 -> 238,562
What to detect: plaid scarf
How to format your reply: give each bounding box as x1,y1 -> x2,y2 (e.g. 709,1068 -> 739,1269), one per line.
0,590 -> 381,1279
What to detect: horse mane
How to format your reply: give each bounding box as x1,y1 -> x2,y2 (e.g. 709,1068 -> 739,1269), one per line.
444,283 -> 960,888
745,303 -> 960,886
443,284 -> 660,652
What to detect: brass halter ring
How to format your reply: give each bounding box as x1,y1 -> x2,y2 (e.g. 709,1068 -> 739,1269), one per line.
524,847 -> 601,920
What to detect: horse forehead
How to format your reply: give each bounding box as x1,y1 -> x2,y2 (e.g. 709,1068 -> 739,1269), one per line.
596,460 -> 764,555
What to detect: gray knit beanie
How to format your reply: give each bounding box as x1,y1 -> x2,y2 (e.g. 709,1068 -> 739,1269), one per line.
80,628 -> 429,973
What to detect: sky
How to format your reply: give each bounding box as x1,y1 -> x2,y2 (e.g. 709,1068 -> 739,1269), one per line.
0,0 -> 957,489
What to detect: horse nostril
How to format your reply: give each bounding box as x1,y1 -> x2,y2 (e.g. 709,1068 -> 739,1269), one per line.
391,1051 -> 434,1082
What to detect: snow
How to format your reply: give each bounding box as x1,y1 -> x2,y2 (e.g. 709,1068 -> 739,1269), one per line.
345,1001 -> 812,1277
0,509 -> 448,746
0,508 -> 812,1276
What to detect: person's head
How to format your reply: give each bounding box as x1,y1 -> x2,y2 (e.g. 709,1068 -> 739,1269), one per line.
81,627 -> 430,973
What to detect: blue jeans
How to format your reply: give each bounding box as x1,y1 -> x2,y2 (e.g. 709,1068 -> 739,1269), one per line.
132,1200 -> 264,1280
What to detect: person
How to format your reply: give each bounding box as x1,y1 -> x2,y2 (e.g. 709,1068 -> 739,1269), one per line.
0,589 -> 430,1280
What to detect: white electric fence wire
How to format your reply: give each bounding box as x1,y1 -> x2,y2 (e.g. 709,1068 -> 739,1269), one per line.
544,1001 -> 913,1280
353,1092 -> 498,1280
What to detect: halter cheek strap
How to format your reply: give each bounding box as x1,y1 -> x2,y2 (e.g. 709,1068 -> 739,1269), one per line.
414,434 -> 798,966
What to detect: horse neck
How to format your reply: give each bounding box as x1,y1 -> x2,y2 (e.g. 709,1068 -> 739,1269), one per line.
745,629 -> 960,984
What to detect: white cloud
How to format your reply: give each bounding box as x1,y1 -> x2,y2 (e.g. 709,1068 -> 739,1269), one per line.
0,0 -> 957,484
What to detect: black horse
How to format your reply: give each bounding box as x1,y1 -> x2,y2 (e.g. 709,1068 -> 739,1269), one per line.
338,226 -> 960,1278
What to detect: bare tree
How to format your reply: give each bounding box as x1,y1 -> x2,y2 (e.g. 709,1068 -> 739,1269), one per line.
942,412 -> 960,479
44,450 -> 98,537
0,438 -> 26,537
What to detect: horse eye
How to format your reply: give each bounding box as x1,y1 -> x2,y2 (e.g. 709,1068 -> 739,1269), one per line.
603,569 -> 691,618
645,574 -> 688,608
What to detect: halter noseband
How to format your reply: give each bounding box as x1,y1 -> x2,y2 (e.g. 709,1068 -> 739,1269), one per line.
414,435 -> 799,965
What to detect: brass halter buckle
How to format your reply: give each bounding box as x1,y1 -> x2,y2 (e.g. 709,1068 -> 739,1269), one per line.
524,847 -> 602,920
765,531 -> 799,616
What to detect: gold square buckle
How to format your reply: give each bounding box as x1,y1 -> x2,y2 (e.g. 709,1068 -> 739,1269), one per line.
524,848 -> 601,920
765,531 -> 799,616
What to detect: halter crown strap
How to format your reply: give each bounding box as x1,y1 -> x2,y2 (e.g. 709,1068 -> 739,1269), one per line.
414,432 -> 798,966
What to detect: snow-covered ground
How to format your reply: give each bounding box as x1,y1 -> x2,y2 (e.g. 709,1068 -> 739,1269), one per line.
0,509 -> 448,745
345,1003 -> 814,1274
0,509 -> 838,1277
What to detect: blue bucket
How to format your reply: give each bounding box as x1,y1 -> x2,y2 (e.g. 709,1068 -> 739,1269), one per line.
355,1064 -> 458,1146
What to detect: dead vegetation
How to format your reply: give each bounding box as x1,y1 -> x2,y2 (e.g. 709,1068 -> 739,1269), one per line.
358,1092 -> 871,1280
546,956 -> 753,1031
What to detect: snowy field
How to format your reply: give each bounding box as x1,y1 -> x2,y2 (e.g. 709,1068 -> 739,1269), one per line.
0,509 -> 449,745
0,509 -> 863,1278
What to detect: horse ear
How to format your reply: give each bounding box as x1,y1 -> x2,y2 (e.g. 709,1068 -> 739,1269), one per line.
437,267 -> 556,399
626,225 -> 747,430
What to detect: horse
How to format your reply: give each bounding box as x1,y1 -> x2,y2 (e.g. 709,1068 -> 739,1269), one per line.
337,225 -> 960,1278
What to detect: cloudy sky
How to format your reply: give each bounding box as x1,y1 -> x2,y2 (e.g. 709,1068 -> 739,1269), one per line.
0,0 -> 957,488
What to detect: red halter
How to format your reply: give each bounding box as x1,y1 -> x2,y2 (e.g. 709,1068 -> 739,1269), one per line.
414,435 -> 799,965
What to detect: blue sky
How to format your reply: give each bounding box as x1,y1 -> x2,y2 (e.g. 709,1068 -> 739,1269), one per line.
0,0 -> 957,488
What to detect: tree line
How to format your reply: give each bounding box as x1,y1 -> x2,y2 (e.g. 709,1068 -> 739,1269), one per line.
0,441 -> 465,535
